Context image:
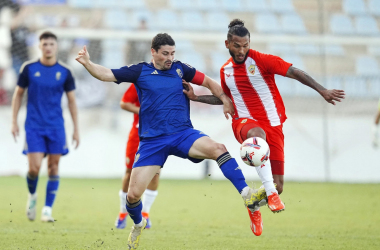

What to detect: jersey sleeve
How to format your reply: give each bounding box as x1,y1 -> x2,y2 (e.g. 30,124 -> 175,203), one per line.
220,67 -> 232,99
256,51 -> 292,76
111,64 -> 143,84
64,70 -> 76,92
121,84 -> 139,104
178,61 -> 205,85
17,64 -> 29,88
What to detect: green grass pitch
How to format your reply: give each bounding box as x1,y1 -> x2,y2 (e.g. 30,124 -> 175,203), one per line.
0,177 -> 379,249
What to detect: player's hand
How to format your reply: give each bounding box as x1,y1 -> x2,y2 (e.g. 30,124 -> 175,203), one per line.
320,89 -> 345,105
11,123 -> 19,142
75,45 -> 90,66
223,99 -> 235,120
73,130 -> 80,149
182,80 -> 197,101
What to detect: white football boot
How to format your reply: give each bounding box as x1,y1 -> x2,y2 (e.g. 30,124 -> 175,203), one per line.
41,206 -> 55,222
26,193 -> 37,221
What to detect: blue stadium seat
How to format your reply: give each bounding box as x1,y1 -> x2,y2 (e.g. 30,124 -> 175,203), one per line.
175,40 -> 194,54
119,0 -> 146,9
68,0 -> 92,8
326,76 -> 343,90
356,56 -> 379,76
255,13 -> 280,33
281,55 -> 305,70
169,0 -> 194,10
210,51 -> 229,74
268,43 -> 294,54
330,14 -> 354,35
295,44 -> 319,55
178,52 -> 205,70
104,9 -> 130,29
368,46 -> 380,56
369,0 -> 380,16
342,0 -> 367,16
206,12 -> 229,32
269,0 -> 295,13
244,0 -> 269,13
154,10 -> 180,31
354,16 -> 379,36
196,0 -> 220,11
343,76 -> 367,97
281,13 -> 307,34
181,11 -> 204,31
369,78 -> 380,97
93,0 -> 117,8
275,75 -> 294,96
131,10 -> 153,30
221,0 -> 243,12
324,45 -> 345,56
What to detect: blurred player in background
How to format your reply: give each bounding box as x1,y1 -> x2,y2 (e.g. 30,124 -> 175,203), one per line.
183,19 -> 345,236
11,31 -> 79,222
372,98 -> 380,147
76,33 -> 264,249
116,84 -> 159,230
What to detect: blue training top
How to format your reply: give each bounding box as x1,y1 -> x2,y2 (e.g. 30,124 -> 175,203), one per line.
112,61 -> 200,139
17,59 -> 76,129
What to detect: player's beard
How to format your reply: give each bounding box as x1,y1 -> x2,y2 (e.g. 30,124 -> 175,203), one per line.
229,49 -> 248,64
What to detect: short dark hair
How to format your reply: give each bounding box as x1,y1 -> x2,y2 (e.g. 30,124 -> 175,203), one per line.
227,19 -> 250,41
39,31 -> 57,41
151,33 -> 175,51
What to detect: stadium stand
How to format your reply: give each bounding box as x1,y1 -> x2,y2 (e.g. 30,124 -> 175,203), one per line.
342,0 -> 367,16
255,13 -> 281,33
354,16 -> 379,36
330,14 -> 355,35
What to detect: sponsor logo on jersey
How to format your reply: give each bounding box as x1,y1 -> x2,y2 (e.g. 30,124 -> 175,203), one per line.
34,71 -> 41,77
56,72 -> 61,81
176,68 -> 183,78
226,73 -> 231,78
151,70 -> 158,75
241,119 -> 247,123
248,64 -> 255,75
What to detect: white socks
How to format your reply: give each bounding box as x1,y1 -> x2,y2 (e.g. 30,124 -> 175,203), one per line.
255,160 -> 278,196
142,189 -> 158,214
119,190 -> 128,213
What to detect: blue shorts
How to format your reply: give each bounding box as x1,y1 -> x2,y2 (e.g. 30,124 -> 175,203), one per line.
133,128 -> 208,168
23,128 -> 69,156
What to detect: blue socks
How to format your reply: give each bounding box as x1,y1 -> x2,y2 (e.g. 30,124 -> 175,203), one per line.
26,173 -> 38,194
217,152 -> 248,193
126,199 -> 143,225
45,175 -> 59,207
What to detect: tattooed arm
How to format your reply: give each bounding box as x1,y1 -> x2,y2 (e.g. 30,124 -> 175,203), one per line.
182,80 -> 223,105
285,66 -> 345,105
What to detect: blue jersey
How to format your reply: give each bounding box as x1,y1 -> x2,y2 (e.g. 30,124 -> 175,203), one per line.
112,61 -> 202,139
17,59 -> 75,129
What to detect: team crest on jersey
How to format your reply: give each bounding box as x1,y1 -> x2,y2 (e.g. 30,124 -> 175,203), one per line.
34,71 -> 40,77
248,64 -> 255,75
241,119 -> 247,124
176,68 -> 183,78
56,72 -> 61,81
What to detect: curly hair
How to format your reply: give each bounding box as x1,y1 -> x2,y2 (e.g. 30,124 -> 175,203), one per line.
151,33 -> 175,51
227,19 -> 250,41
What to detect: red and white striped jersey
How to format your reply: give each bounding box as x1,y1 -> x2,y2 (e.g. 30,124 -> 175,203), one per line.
220,49 -> 292,127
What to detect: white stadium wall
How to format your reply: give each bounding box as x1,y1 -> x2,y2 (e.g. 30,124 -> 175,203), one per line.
1,105 -> 379,183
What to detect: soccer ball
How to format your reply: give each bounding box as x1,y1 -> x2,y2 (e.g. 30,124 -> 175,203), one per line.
240,137 -> 270,167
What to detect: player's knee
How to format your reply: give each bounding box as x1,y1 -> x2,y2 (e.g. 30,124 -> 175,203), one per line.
28,169 -> 39,177
127,191 -> 141,204
247,127 -> 266,141
212,143 -> 227,159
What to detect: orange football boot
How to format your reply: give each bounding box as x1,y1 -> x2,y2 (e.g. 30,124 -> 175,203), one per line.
267,192 -> 285,213
247,207 -> 263,236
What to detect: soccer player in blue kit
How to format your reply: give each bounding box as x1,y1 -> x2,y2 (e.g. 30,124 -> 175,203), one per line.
76,33 -> 262,249
11,31 -> 79,222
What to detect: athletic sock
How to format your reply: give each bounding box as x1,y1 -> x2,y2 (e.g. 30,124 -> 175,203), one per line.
119,190 -> 128,214
45,175 -> 59,207
142,189 -> 158,214
255,161 -> 277,196
126,199 -> 143,225
26,173 -> 38,195
217,152 -> 248,193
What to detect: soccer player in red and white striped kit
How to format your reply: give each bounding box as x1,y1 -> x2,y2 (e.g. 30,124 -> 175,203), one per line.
183,19 -> 345,236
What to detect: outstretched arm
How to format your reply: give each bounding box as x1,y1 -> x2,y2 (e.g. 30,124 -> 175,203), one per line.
75,45 -> 116,82
286,66 -> 345,105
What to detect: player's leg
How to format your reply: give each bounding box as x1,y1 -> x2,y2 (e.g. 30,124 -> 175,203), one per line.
142,173 -> 159,229
40,154 -> 61,222
26,152 -> 44,221
127,165 -> 160,249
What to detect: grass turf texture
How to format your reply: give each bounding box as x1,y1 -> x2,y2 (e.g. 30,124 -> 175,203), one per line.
0,177 -> 379,250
